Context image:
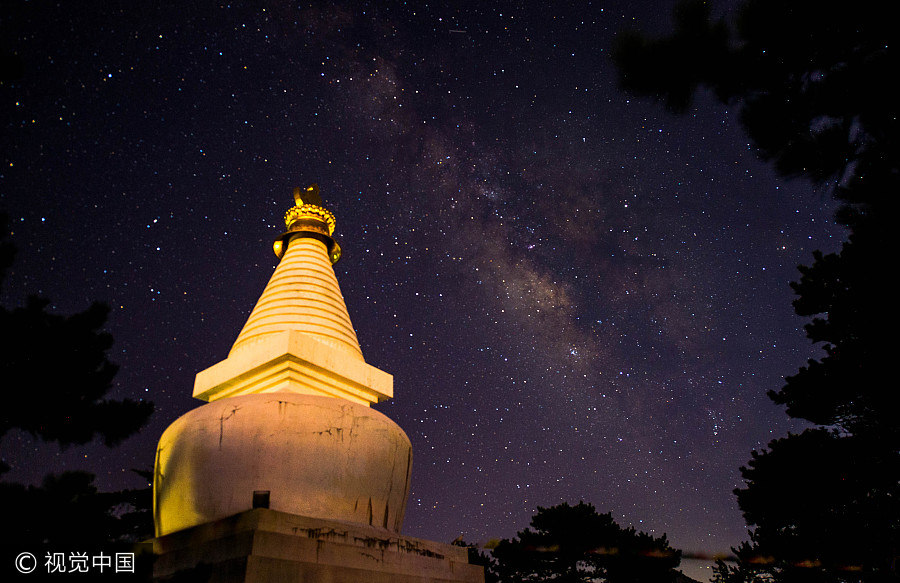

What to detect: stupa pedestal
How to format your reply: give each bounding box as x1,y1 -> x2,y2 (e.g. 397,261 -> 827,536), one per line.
150,186 -> 484,583
152,509 -> 483,583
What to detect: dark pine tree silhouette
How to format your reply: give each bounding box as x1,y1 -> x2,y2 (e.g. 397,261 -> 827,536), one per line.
613,2 -> 898,581
1,213 -> 155,577
491,501 -> 682,583
0,223 -> 152,448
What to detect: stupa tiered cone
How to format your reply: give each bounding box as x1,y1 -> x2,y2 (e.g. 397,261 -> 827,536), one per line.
192,185 -> 391,406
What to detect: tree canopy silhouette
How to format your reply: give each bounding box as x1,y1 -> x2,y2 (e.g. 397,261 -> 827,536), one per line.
490,501 -> 683,583
614,0 -> 896,228
0,213 -> 154,449
0,213 -> 155,576
613,1 -> 898,581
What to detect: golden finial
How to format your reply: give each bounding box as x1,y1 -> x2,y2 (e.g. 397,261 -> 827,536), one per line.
273,184 -> 342,264
293,184 -> 322,207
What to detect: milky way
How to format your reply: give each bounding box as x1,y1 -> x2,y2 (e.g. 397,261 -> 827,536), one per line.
1,2 -> 843,578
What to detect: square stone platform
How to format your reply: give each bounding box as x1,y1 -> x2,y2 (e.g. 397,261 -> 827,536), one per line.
151,509 -> 484,583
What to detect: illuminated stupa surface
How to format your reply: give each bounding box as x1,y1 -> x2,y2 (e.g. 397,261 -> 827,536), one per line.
153,186 -> 412,537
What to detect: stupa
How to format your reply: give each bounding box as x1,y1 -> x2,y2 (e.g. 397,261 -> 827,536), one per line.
151,186 -> 483,583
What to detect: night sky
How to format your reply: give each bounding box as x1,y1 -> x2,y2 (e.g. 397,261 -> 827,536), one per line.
2,1 -> 843,580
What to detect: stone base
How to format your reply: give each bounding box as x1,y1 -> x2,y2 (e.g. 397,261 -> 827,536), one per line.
151,509 -> 484,583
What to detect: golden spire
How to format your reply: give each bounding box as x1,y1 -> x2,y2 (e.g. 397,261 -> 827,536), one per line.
192,184 -> 392,405
273,184 -> 342,264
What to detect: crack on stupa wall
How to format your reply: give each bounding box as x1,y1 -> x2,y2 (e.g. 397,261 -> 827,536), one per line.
218,405 -> 241,447
313,426 -> 344,440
